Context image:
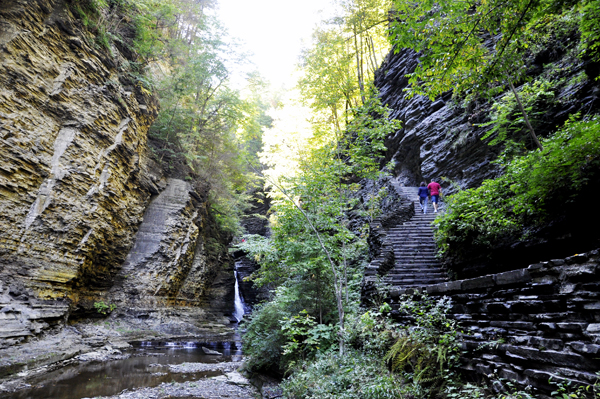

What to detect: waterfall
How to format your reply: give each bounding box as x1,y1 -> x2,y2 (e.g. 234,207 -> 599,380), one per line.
233,264 -> 246,322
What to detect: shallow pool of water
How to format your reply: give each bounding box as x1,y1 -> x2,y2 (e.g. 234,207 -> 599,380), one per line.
6,340 -> 243,399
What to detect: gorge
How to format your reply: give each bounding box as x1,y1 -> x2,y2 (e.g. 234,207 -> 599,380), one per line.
1,0 -> 600,398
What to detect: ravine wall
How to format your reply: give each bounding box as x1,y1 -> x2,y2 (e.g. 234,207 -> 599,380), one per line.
388,249 -> 600,396
0,0 -> 234,349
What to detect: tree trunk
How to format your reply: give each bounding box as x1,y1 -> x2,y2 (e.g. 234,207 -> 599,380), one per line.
509,81 -> 543,151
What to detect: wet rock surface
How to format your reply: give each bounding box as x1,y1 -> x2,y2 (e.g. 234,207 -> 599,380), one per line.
0,312 -> 237,394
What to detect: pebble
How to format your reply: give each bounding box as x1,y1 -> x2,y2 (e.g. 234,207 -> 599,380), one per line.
88,376 -> 259,399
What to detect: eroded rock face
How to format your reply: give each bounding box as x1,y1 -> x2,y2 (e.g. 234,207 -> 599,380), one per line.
375,44 -> 600,273
374,48 -> 502,190
0,0 -> 160,342
375,47 -> 599,191
0,0 -> 233,346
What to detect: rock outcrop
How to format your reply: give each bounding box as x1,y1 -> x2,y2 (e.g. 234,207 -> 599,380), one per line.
375,46 -> 599,191
0,0 -> 233,348
375,41 -> 600,273
387,249 -> 600,396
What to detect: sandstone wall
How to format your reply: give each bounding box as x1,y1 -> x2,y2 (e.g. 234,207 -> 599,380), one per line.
0,0 -> 233,347
388,249 -> 600,396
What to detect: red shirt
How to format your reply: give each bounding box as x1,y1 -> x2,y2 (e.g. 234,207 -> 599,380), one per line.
427,182 -> 441,196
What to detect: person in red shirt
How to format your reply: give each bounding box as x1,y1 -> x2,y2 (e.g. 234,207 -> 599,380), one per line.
427,179 -> 442,213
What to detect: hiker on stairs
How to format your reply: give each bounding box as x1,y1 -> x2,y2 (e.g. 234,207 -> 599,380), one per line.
418,181 -> 429,214
427,179 -> 442,213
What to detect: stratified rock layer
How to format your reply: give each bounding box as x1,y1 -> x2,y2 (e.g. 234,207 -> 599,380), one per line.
374,48 -> 502,189
375,47 -> 599,190
0,0 -> 233,347
386,249 -> 600,396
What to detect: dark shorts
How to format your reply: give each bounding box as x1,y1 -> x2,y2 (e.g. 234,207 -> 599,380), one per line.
431,195 -> 439,203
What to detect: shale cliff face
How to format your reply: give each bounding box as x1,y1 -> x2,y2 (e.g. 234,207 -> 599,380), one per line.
0,0 -> 233,347
375,47 -> 599,190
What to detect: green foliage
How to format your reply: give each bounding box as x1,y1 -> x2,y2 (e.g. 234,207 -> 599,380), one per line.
388,0 -> 580,100
131,0 -> 179,61
281,310 -> 337,371
435,115 -> 600,261
388,0 -> 594,151
384,293 -> 461,396
479,79 -> 556,146
580,0 -> 600,63
241,299 -> 289,373
241,92 -> 399,371
281,350 -> 403,399
298,0 -> 392,137
94,301 -> 116,315
346,309 -> 395,358
550,374 -> 600,399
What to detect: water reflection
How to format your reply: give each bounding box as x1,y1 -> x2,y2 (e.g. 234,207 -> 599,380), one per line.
6,341 -> 242,399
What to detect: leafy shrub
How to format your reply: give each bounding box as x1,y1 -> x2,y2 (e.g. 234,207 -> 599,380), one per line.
345,308 -> 396,358
241,299 -> 289,374
281,311 -> 337,371
479,79 -> 556,147
384,293 -> 462,396
281,350 -> 402,399
94,301 -> 116,315
435,115 -> 600,262
580,0 -> 600,63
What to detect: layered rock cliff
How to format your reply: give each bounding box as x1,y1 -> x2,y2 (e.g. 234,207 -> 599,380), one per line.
376,38 -> 600,273
375,46 -> 600,191
0,0 -> 234,348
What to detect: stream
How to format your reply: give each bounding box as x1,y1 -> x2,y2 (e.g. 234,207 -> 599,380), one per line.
4,339 -> 244,399
5,266 -> 252,399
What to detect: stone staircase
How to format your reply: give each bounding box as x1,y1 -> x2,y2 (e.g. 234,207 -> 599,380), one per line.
385,186 -> 448,287
364,186 -> 448,292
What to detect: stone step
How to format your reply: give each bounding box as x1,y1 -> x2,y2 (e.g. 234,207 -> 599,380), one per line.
393,242 -> 436,247
393,251 -> 437,255
388,267 -> 445,273
391,238 -> 435,248
388,233 -> 435,238
391,234 -> 435,237
385,278 -> 448,285
394,260 -> 441,265
392,230 -> 434,233
394,253 -> 438,257
394,252 -> 437,256
394,247 -> 437,250
390,266 -> 444,271
395,262 -> 440,266
386,272 -> 446,278
363,185 -> 449,289
393,243 -> 436,247
394,257 -> 438,261
386,277 -> 448,283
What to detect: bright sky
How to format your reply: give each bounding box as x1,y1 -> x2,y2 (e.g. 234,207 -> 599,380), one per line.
214,0 -> 336,88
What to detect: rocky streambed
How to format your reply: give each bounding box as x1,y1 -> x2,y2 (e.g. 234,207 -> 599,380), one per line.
0,334 -> 262,399
0,313 -> 283,399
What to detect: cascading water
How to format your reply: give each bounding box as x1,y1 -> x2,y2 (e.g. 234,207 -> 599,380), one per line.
233,262 -> 246,322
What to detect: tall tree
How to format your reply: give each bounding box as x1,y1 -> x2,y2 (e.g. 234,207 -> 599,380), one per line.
297,0 -> 392,143
387,0 -> 581,150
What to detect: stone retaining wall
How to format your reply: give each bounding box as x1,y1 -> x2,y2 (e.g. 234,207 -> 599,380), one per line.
388,249 -> 600,395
